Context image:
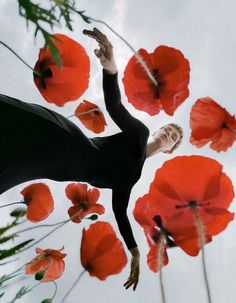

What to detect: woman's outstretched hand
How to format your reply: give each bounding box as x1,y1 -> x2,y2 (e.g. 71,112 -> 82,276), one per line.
124,247 -> 140,291
83,27 -> 118,75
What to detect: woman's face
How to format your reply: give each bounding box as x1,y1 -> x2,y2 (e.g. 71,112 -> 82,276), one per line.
152,125 -> 181,152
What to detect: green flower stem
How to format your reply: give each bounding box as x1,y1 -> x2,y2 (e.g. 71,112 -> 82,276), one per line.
157,234 -> 166,303
29,282 -> 41,292
51,281 -> 58,300
191,207 -> 212,303
15,209 -> 84,255
10,219 -> 69,237
59,269 -> 86,303
0,41 -> 41,77
0,202 -> 25,209
88,18 -> 158,87
66,114 -> 75,119
77,108 -> 102,116
0,257 -> 20,266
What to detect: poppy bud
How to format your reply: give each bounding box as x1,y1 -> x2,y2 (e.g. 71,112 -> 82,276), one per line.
35,270 -> 46,280
88,214 -> 98,221
40,299 -> 52,303
10,207 -> 26,218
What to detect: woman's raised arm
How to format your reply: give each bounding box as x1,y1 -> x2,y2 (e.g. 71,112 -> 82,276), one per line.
83,28 -> 148,136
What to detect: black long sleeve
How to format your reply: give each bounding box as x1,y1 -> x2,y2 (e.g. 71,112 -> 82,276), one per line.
102,69 -> 147,136
112,189 -> 137,250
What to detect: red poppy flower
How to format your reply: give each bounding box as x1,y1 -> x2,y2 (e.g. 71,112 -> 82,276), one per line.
34,34 -> 90,106
190,97 -> 236,152
80,221 -> 127,280
122,46 -> 190,116
148,156 -> 234,254
75,100 -> 107,133
25,246 -> 66,282
66,183 -> 105,223
21,183 -> 54,222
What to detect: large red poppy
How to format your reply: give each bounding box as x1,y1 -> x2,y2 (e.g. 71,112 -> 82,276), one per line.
25,246 -> 66,282
21,183 -> 54,222
190,97 -> 236,152
65,183 -> 105,223
80,221 -> 127,280
122,46 -> 190,116
134,156 -> 234,256
34,34 -> 90,106
75,100 -> 107,133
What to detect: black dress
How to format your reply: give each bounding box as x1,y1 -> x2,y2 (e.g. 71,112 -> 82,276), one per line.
0,69 -> 150,250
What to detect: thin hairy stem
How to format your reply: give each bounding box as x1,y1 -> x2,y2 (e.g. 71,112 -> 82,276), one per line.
0,41 -> 41,76
0,201 -> 25,208
14,209 -> 83,255
11,220 -> 68,237
157,234 -> 166,303
89,18 -> 158,87
191,207 -> 212,303
59,269 -> 86,303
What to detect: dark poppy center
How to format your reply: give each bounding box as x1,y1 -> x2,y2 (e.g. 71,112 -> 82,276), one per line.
33,68 -> 53,89
175,201 -> 210,209
222,123 -> 227,129
152,69 -> 160,99
78,200 -> 89,210
152,215 -> 177,247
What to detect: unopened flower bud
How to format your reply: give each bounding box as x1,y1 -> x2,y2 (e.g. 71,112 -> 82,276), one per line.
88,214 -> 98,221
35,270 -> 45,280
40,299 -> 52,303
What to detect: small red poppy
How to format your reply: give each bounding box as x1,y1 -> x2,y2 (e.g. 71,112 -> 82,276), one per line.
65,183 -> 105,223
80,221 -> 127,280
75,100 -> 107,133
122,46 -> 190,116
190,97 -> 236,152
21,183 -> 54,222
34,34 -> 90,106
25,246 -> 66,282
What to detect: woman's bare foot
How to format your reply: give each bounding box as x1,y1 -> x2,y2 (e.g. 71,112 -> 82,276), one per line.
83,27 -> 117,75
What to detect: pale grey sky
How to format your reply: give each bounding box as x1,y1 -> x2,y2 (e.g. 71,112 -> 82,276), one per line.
0,0 -> 236,302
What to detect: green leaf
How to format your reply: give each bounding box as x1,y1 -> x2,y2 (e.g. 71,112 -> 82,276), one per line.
10,207 -> 27,218
44,33 -> 62,69
0,234 -> 18,244
0,221 -> 19,236
0,239 -> 34,260
8,285 -> 32,303
0,292 -> 5,298
41,299 -> 52,303
0,272 -> 21,287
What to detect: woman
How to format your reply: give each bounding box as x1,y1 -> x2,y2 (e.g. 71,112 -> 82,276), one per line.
0,28 -> 183,291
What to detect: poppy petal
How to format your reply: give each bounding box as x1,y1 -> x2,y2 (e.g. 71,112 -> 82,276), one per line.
123,46 -> 190,116
21,183 -> 54,222
190,97 -> 236,151
34,34 -> 90,106
87,188 -> 100,206
80,222 -> 127,280
65,183 -> 88,206
75,100 -> 107,133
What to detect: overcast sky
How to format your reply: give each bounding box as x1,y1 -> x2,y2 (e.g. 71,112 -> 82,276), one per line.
0,0 -> 236,302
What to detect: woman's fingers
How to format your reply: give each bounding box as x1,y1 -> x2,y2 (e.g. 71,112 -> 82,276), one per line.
123,274 -> 139,291
93,28 -> 109,44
